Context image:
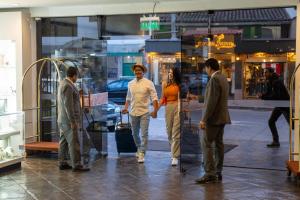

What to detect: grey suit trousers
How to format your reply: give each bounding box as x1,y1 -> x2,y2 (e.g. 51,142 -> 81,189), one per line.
58,123 -> 81,168
201,124 -> 225,176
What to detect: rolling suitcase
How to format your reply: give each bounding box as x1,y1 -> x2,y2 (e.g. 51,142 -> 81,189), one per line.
115,112 -> 137,154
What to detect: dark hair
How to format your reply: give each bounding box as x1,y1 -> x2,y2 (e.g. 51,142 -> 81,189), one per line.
67,66 -> 78,77
265,67 -> 274,73
172,67 -> 181,85
167,67 -> 181,86
205,58 -> 220,71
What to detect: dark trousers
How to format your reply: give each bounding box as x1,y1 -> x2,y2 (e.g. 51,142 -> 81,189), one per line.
201,124 -> 225,176
268,107 -> 290,143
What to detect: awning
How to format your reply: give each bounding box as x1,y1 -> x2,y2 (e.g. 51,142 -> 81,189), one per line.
183,28 -> 243,36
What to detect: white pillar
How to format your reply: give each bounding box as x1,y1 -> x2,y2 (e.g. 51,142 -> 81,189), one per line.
295,4 -> 300,162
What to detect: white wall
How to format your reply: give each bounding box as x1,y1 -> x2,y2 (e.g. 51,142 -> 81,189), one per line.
0,11 -> 37,142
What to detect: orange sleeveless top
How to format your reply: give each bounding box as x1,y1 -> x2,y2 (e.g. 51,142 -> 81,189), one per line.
161,84 -> 179,105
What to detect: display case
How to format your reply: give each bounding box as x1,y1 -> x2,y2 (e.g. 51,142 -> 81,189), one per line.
0,112 -> 24,171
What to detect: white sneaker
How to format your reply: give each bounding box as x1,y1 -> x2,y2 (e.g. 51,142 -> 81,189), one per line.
171,158 -> 178,166
138,152 -> 145,163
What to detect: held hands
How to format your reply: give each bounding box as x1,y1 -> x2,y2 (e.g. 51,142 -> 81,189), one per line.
199,121 -> 206,130
121,108 -> 129,114
150,111 -> 157,118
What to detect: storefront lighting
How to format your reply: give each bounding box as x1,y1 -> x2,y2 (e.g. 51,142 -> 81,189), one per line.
192,57 -> 196,61
218,60 -> 221,64
270,59 -> 273,62
236,57 -> 240,61
127,56 -> 131,59
263,59 -> 266,62
255,52 -> 266,58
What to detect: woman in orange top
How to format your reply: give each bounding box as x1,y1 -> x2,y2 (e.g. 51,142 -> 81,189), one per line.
159,67 -> 181,166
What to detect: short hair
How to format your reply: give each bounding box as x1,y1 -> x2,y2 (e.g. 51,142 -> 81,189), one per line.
205,58 -> 220,71
67,66 -> 78,77
265,68 -> 274,73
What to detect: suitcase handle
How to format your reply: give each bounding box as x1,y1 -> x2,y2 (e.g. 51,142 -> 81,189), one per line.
119,111 -> 130,124
84,110 -> 95,124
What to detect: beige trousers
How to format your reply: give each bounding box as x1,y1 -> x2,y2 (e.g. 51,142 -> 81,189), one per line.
165,102 -> 180,158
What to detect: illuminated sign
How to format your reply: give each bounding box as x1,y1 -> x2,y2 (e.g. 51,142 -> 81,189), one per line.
195,34 -> 235,49
287,52 -> 296,62
254,52 -> 266,58
140,16 -> 160,31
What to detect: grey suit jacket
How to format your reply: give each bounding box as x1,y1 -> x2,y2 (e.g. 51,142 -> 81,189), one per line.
57,79 -> 81,125
202,71 -> 231,125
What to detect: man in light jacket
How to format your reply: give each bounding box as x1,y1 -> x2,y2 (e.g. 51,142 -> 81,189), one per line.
195,58 -> 231,184
57,66 -> 89,172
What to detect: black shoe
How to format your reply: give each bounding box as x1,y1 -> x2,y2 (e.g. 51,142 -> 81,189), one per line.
267,142 -> 280,148
59,164 -> 72,170
72,165 -> 90,172
216,173 -> 222,181
195,175 -> 216,184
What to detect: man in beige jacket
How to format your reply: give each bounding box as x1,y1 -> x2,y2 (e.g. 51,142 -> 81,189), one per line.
195,58 -> 231,184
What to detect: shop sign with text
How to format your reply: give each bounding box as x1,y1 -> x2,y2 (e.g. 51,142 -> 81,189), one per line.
195,34 -> 235,50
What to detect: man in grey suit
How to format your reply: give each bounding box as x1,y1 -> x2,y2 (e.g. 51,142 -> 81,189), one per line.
195,58 -> 231,184
57,67 -> 89,172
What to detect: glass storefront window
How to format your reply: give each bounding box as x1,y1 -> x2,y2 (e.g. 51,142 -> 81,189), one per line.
40,16 -> 108,142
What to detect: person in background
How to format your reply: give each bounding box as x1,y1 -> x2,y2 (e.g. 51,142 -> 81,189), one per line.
122,64 -> 158,163
159,67 -> 181,166
259,67 -> 290,148
195,58 -> 231,184
57,66 -> 89,172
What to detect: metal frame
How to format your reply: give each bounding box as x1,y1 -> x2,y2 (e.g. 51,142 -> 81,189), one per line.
288,63 -> 300,161
21,58 -> 69,142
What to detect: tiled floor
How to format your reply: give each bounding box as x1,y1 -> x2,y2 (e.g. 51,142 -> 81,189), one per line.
1,108 -> 298,200
1,145 -> 300,200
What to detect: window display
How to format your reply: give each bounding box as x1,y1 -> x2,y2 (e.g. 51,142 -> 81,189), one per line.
0,112 -> 24,170
243,62 -> 284,98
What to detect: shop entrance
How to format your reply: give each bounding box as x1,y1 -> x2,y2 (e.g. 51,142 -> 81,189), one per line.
179,28 -> 291,172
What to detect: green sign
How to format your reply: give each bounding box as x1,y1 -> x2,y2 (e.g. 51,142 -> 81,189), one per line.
140,21 -> 160,31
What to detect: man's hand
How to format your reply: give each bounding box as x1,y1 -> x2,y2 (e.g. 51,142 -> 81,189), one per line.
122,109 -> 128,114
150,111 -> 157,118
71,122 -> 78,130
199,121 -> 206,130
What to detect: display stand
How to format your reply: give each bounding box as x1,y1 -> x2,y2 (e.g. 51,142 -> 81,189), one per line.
0,112 -> 24,172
